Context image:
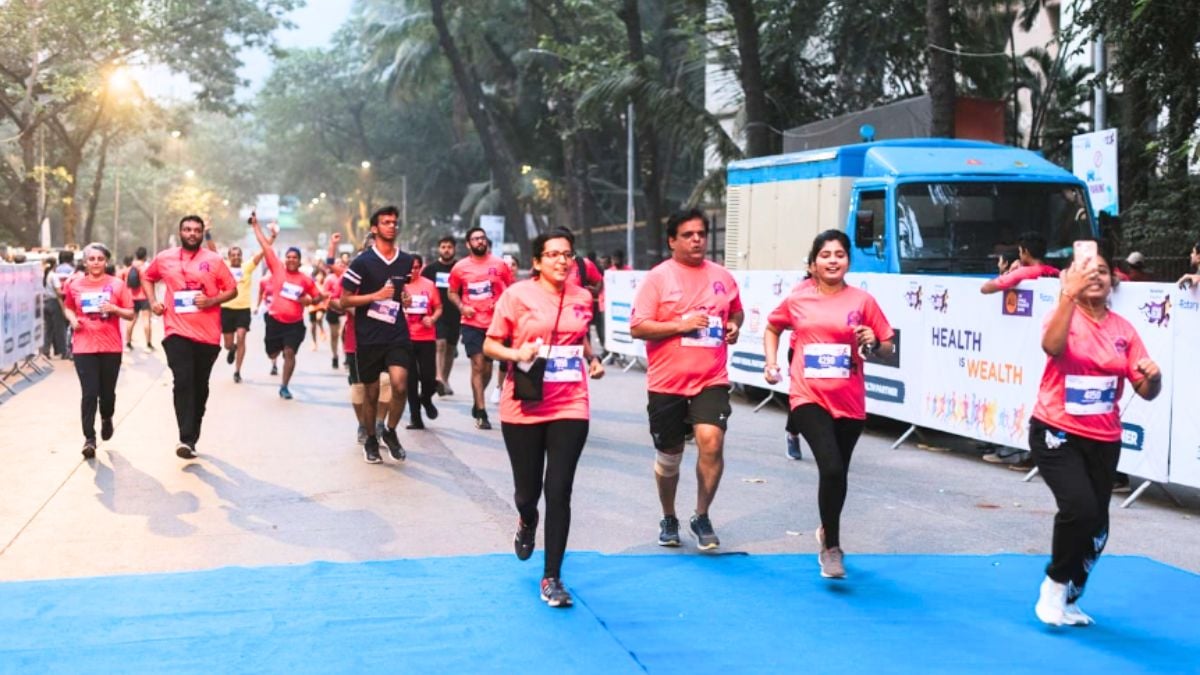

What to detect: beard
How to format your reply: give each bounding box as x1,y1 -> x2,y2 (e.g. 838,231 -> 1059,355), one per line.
469,244 -> 487,256
181,238 -> 201,251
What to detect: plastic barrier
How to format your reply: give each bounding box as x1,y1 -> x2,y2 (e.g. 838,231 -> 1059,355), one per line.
0,262 -> 47,395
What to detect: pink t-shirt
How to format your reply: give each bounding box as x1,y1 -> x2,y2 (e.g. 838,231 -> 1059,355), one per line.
259,276 -> 273,309
143,247 -> 235,345
322,273 -> 342,310
631,259 -> 743,396
336,283 -> 357,353
768,284 -> 893,419
449,254 -> 514,329
991,263 -> 1060,291
63,274 -> 133,354
1032,309 -> 1149,442
120,261 -> 147,301
263,249 -> 318,325
566,257 -> 603,291
404,276 -> 441,342
488,280 -> 594,424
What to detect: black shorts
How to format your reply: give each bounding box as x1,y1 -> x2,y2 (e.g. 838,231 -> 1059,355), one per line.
134,299 -> 151,313
461,325 -> 487,358
264,314 -> 306,356
355,342 -> 412,383
436,320 -> 461,346
221,307 -> 252,334
646,386 -> 732,450
326,310 -> 343,326
308,310 -> 324,326
345,353 -> 359,385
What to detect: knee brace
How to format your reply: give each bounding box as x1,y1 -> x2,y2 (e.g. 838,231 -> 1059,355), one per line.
349,383 -> 365,405
655,450 -> 683,478
377,374 -> 392,403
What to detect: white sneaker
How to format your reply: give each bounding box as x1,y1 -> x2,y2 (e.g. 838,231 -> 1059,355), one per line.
490,386 -> 501,404
1035,576 -> 1068,626
1062,602 -> 1094,626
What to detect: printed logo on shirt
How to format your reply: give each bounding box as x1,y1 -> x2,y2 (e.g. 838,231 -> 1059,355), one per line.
1112,337 -> 1129,355
571,303 -> 591,321
199,262 -> 211,272
1001,289 -> 1033,317
712,281 -> 727,296
846,310 -> 864,326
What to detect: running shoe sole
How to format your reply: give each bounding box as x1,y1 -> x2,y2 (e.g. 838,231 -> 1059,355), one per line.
176,443 -> 197,459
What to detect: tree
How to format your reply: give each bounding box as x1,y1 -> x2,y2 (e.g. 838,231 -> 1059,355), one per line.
927,0 -> 956,137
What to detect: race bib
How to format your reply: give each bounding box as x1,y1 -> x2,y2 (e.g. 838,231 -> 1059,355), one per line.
435,272 -> 450,289
405,293 -> 430,315
367,299 -> 400,324
280,282 -> 303,302
467,280 -> 493,301
681,315 -> 724,347
1064,375 -> 1117,416
539,345 -> 584,383
174,290 -> 201,314
803,343 -> 852,379
80,291 -> 110,314
232,267 -> 244,281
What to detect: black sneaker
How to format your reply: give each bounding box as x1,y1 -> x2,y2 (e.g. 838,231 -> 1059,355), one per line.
101,417 -> 114,441
175,442 -> 197,460
125,342 -> 133,352
363,436 -> 382,464
689,513 -> 720,551
474,410 -> 492,430
658,515 -> 681,547
82,439 -> 97,460
514,519 -> 536,560
332,356 -> 338,370
226,349 -> 235,365
233,372 -> 242,384
270,364 -> 278,376
423,399 -> 439,420
406,420 -> 426,430
380,427 -> 406,461
540,577 -> 573,608
435,381 -> 447,397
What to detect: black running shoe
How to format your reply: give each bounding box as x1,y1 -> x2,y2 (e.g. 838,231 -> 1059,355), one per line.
515,519 -> 536,560
363,436 -> 382,464
175,442 -> 197,460
658,515 -> 682,547
226,349 -> 235,365
233,372 -> 242,383
689,513 -> 720,551
82,439 -> 97,460
380,427 -> 406,461
101,417 -> 114,441
406,421 -> 425,430
474,410 -> 492,430
540,577 -> 573,608
270,364 -> 278,376
423,399 -> 439,420
435,381 -> 447,397
332,356 -> 338,370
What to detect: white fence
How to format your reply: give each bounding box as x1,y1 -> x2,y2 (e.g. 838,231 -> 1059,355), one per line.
605,270 -> 1200,491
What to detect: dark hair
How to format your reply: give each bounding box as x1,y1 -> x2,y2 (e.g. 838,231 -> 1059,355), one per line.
136,246 -> 147,260
666,208 -> 709,239
465,226 -> 487,241
228,246 -> 242,257
530,229 -> 574,278
123,255 -> 134,267
369,206 -> 399,228
806,230 -> 852,265
612,249 -> 625,261
412,253 -> 424,266
285,246 -> 302,258
1192,241 -> 1200,255
1017,231 -> 1047,260
58,250 -> 74,264
997,247 -> 1020,268
438,235 -> 456,247
179,215 -> 205,230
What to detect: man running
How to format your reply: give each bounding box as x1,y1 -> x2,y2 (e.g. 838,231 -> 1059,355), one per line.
448,227 -> 514,429
220,237 -> 269,383
122,246 -> 153,351
324,233 -> 346,370
630,209 -> 744,551
251,214 -> 321,399
141,215 -> 237,459
422,235 -> 460,396
339,206 -> 415,463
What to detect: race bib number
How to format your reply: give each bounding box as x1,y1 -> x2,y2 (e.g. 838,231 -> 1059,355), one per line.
280,282 -> 303,302
232,267 -> 244,281
435,272 -> 450,289
1064,375 -> 1117,416
174,290 -> 201,314
802,343 -> 852,379
367,299 -> 400,324
405,293 -> 430,315
467,280 -> 493,301
80,291 -> 110,314
539,345 -> 584,383
681,315 -> 724,347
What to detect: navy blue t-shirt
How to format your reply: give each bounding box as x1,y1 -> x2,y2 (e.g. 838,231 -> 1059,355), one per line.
342,246 -> 415,346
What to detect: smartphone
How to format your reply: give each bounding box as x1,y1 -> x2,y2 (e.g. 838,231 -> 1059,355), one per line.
1073,240 -> 1098,262
392,276 -> 407,302
246,211 -> 256,226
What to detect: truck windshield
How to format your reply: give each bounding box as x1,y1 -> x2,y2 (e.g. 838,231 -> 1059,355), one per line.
895,181 -> 1092,273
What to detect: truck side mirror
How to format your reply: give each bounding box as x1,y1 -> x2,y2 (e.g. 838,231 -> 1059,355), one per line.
854,210 -> 875,249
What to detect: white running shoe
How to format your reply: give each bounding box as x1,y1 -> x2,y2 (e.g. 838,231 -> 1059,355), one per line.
490,386 -> 501,404
1035,576 -> 1068,626
1062,602 -> 1094,626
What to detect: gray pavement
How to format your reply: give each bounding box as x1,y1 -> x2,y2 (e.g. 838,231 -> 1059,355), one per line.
2,316 -> 1198,583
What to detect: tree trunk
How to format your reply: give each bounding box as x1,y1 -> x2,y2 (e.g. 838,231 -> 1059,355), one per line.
563,129 -> 591,252
618,0 -> 665,265
17,129 -> 41,246
926,0 -> 955,138
725,0 -> 772,157
429,0 -> 530,258
83,132 -> 113,245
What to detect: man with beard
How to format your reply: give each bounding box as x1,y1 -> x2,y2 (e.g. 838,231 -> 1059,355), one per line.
141,215 -> 237,459
251,214 -> 322,400
422,235 -> 461,396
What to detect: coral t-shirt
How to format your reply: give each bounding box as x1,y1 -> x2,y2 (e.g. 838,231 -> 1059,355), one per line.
259,276 -> 273,310
323,273 -> 343,314
120,261 -> 147,301
1032,308 -> 1150,442
488,280 -> 594,424
767,284 -> 894,419
631,259 -> 743,396
991,263 -> 1060,290
449,254 -> 514,329
143,246 -> 236,345
333,282 -> 357,353
262,249 -> 318,325
404,276 -> 441,342
63,274 -> 133,354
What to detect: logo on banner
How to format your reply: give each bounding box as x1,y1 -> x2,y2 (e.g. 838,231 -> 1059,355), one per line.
1121,423 -> 1145,452
865,375 -> 905,403
1179,297 -> 1198,311
931,287 -> 950,313
730,351 -> 767,372
1137,294 -> 1171,327
1002,289 -> 1033,317
905,284 -> 922,310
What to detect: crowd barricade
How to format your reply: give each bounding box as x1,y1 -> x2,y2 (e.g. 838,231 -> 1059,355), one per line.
604,270 -> 1200,500
0,262 -> 49,398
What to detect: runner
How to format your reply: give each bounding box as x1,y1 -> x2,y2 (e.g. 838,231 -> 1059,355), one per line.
62,243 -> 134,458
449,227 -> 514,429
782,269 -> 816,460
329,233 -> 372,445
979,232 -> 1060,294
220,239 -> 268,384
339,206 -> 415,464
629,209 -> 744,551
122,246 -> 153,352
762,230 -> 894,579
140,215 -> 237,459
1029,238 -> 1161,626
250,214 -> 321,400
422,235 -> 460,396
308,268 -> 329,351
255,272 -> 279,376
483,228 -> 604,608
403,254 -> 442,429
323,233 -> 346,370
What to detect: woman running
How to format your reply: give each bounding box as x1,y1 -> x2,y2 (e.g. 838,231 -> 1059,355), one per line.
483,228 -> 604,608
1030,238 -> 1160,626
763,230 -> 894,579
309,268 -> 328,350
61,243 -> 134,458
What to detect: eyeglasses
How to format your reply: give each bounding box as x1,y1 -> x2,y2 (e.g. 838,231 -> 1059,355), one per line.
538,250 -> 574,261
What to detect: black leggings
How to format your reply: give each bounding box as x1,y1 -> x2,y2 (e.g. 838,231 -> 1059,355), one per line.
406,341 -> 437,422
74,353 -> 122,441
501,419 -> 589,579
162,335 -> 221,446
789,403 -> 865,549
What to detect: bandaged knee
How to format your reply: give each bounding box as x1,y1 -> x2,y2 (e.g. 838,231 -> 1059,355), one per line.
378,374 -> 392,403
655,451 -> 683,478
350,383 -> 365,405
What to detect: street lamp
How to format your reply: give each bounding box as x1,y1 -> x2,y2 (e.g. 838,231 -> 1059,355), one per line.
184,169 -> 195,179
170,130 -> 181,139
361,160 -> 371,170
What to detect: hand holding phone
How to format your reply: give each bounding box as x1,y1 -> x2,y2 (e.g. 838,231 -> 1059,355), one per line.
247,211 -> 258,227
1072,240 -> 1098,264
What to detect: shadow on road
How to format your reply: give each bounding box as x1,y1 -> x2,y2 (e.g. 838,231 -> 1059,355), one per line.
93,451 -> 200,537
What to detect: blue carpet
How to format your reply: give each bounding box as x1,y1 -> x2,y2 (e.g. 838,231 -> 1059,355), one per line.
0,553 -> 1196,673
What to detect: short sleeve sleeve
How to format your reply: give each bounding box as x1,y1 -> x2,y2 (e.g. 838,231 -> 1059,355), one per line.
486,290 -> 515,342
864,295 -> 895,342
766,297 -> 792,331
1124,326 -> 1151,384
342,257 -> 366,294
630,273 -> 660,328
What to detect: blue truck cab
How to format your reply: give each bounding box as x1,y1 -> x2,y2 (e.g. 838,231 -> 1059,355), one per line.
724,139 -> 1096,274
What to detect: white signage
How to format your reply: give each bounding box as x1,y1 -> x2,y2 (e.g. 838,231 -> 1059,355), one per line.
1072,129 -> 1119,217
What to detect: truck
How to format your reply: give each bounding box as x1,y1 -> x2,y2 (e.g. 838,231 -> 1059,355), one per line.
724,138 -> 1096,274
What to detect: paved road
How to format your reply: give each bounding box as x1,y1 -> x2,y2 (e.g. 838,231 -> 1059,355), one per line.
2,316 -> 1197,582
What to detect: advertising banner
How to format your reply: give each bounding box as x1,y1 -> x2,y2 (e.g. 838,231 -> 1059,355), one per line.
727,270 -> 809,396
1168,284 -> 1200,488
1072,129 -> 1119,217
0,263 -> 41,372
603,269 -> 647,360
853,273 -> 924,425
479,215 -> 505,250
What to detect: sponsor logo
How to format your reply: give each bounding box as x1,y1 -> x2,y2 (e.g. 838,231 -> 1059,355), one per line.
865,375 -> 905,403
1002,289 -> 1033,317
1121,423 -> 1145,452
1179,298 -> 1199,311
730,351 -> 766,372
1138,295 -> 1171,327
713,281 -> 727,295
846,310 -> 864,326
1112,337 -> 1129,355
931,287 -> 950,313
612,330 -> 633,344
905,284 -> 923,310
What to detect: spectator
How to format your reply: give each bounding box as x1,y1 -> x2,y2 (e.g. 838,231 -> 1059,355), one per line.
979,232 -> 1059,295
1125,252 -> 1151,281
1177,241 -> 1200,290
